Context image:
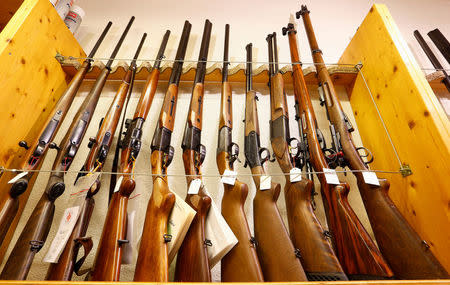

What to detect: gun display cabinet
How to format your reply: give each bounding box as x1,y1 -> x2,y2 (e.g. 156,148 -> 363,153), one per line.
0,0 -> 448,284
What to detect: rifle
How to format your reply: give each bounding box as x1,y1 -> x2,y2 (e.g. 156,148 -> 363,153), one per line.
133,23 -> 190,282
0,21 -> 112,248
89,29 -> 169,282
414,30 -> 450,92
299,5 -> 449,279
244,43 -> 307,281
45,32 -> 144,282
219,25 -> 264,282
174,19 -> 213,282
428,29 -> 450,64
0,17 -> 134,280
269,29 -> 347,281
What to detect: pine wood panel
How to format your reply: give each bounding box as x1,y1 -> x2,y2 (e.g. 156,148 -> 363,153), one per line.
0,0 -> 23,32
0,0 -> 85,264
339,4 -> 450,272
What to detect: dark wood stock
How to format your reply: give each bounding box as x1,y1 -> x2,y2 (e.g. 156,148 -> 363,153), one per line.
133,69 -> 160,119
252,166 -> 307,281
0,194 -> 55,280
46,196 -> 95,280
218,81 -> 264,282
133,84 -> 178,282
0,61 -> 90,247
302,10 -> 448,279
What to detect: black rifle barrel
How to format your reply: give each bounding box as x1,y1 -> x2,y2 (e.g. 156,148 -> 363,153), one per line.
169,21 -> 192,85
88,21 -> 113,59
106,16 -> 135,69
272,32 -> 279,73
222,24 -> 230,82
428,29 -> 450,65
266,33 -> 274,77
246,43 -> 253,92
154,30 -> 171,70
194,19 -> 213,85
131,33 -> 147,65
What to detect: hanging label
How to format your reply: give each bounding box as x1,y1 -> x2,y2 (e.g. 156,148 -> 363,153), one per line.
260,175 -> 271,190
290,168 -> 302,182
8,171 -> 28,184
221,170 -> 237,185
113,176 -> 123,193
188,179 -> 202,194
362,171 -> 380,186
43,206 -> 80,263
122,210 -> 136,264
323,168 -> 340,185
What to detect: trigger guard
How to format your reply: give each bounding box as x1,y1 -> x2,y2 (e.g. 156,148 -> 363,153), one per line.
356,146 -> 374,164
198,144 -> 206,165
259,147 -> 271,164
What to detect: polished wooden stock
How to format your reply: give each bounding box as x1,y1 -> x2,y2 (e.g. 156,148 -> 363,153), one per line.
0,61 -> 90,247
90,66 -> 160,282
218,81 -> 264,282
175,81 -> 212,282
45,69 -> 133,281
301,6 -> 449,279
245,89 -> 307,281
269,61 -> 346,280
133,83 -> 178,282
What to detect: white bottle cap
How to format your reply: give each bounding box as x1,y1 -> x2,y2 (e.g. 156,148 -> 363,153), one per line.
70,5 -> 85,19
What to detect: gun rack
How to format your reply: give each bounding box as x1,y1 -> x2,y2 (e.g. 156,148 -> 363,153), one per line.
58,57 -> 359,85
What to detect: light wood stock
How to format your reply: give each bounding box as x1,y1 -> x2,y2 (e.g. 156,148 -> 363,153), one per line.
133,69 -> 160,119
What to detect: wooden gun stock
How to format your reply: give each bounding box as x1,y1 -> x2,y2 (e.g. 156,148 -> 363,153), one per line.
46,195 -> 95,280
0,194 -> 55,280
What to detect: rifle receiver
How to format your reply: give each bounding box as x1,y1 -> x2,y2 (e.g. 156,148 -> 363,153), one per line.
88,21 -> 112,59
105,16 -> 135,69
222,24 -> 230,82
154,30 -> 171,70
169,21 -> 192,85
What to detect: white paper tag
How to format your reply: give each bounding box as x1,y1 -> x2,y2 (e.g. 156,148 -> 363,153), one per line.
290,168 -> 302,182
260,175 -> 271,190
221,170 -> 237,185
113,176 -> 123,193
323,168 -> 340,185
122,210 -> 136,264
8,171 -> 28,184
188,179 -> 202,194
362,171 -> 380,186
43,206 -> 80,263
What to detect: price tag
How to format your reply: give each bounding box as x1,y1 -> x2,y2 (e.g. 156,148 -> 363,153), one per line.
362,171 -> 380,186
8,171 -> 28,184
221,170 -> 237,185
43,206 -> 80,263
113,176 -> 123,193
323,168 -> 340,185
260,175 -> 271,190
290,168 -> 302,182
188,179 -> 202,194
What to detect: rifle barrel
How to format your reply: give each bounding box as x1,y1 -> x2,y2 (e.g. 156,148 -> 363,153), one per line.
154,30 -> 171,70
194,19 -> 212,84
88,21 -> 113,59
106,16 -> 135,69
222,24 -> 230,82
246,43 -> 252,92
169,21 -> 192,85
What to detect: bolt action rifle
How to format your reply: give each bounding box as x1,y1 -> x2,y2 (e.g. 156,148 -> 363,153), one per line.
244,43 -> 307,281
88,30 -> 170,281
174,19 -> 213,282
0,17 -> 134,280
133,22 -> 190,282
269,29 -> 347,281
45,31 -> 145,282
0,21 -> 112,249
299,5 -> 449,279
218,26 -> 264,282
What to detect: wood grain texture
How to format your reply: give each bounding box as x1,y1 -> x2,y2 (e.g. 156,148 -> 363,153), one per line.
133,69 -> 159,119
339,4 -> 450,276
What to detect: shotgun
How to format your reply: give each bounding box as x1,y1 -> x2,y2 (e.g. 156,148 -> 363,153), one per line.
219,25 -> 264,282
174,19 -> 213,282
0,21 -> 112,248
299,5 -> 449,279
0,17 -> 134,280
45,32 -> 144,282
269,29 -> 347,281
244,43 -> 307,281
89,30 -> 169,281
133,23 -> 190,282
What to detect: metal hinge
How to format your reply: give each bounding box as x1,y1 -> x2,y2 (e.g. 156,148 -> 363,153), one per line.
400,164 -> 412,177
